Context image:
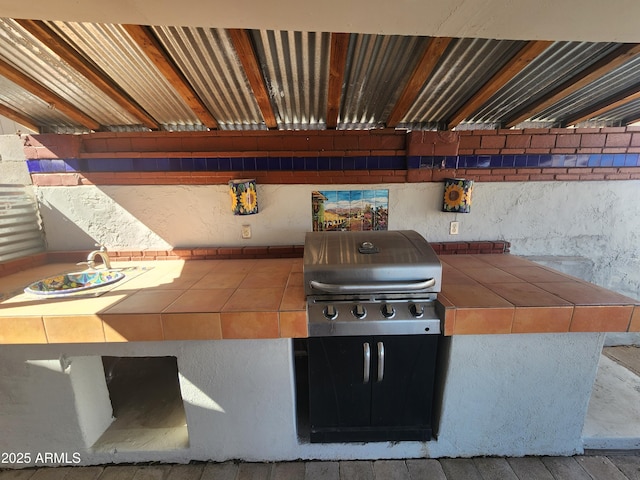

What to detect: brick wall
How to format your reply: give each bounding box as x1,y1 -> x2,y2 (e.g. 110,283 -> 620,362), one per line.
24,127 -> 640,186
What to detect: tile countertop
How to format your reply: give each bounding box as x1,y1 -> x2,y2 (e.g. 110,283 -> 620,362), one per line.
438,254 -> 640,335
0,254 -> 638,344
0,258 -> 306,344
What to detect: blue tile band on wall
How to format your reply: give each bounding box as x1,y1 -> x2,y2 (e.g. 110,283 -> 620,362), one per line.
410,153 -> 640,169
27,153 -> 640,174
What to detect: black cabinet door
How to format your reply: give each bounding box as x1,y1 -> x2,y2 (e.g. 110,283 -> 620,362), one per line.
307,334 -> 439,442
370,334 -> 438,428
308,336 -> 371,429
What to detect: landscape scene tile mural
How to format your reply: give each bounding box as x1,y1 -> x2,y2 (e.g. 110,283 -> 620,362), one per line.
312,190 -> 389,231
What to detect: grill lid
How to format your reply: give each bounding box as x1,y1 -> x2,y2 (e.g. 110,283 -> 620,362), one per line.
303,230 -> 441,295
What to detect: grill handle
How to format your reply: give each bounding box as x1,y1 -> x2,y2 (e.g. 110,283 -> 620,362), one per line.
363,342 -> 371,384
377,341 -> 385,382
309,278 -> 436,294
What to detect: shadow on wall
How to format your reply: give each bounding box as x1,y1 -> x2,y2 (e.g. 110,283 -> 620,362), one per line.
35,187 -> 173,251
34,183 -> 309,251
36,201 -> 96,250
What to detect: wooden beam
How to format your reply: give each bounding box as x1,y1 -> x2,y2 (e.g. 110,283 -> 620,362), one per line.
228,28 -> 278,129
564,85 -> 640,125
386,37 -> 453,128
504,43 -> 640,128
326,33 -> 350,129
123,24 -> 218,129
447,40 -> 553,129
0,103 -> 40,133
17,19 -> 160,130
0,57 -> 100,130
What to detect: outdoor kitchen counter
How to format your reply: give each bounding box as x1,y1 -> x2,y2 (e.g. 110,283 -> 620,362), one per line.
438,254 -> 640,335
0,254 -> 638,344
0,258 -> 306,344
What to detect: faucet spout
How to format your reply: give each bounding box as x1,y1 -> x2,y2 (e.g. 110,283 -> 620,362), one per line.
86,245 -> 111,270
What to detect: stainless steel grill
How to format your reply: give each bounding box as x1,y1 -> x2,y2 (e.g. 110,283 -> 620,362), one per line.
303,230 -> 442,336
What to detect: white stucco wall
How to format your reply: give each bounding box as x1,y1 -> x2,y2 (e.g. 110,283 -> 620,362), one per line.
35,180 -> 640,302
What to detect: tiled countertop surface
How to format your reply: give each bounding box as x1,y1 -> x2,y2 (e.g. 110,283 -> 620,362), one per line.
439,254 -> 640,335
0,258 -> 305,344
0,254 -> 638,344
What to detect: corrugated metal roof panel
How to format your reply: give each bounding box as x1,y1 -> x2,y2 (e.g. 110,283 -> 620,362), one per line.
1,15 -> 640,133
402,37 -> 526,126
339,34 -> 431,130
46,21 -> 203,130
467,41 -> 621,126
0,18 -> 141,131
596,98 -> 640,124
0,77 -> 83,132
152,26 -> 266,131
531,54 -> 640,124
250,30 -> 330,130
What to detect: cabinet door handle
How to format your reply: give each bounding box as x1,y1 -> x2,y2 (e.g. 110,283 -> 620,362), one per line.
377,341 -> 385,382
363,342 -> 371,384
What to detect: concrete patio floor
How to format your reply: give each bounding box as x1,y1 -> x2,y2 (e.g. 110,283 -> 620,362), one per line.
584,346 -> 640,451
2,455 -> 640,480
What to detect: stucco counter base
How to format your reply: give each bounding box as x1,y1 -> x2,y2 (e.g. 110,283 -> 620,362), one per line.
0,332 -> 606,466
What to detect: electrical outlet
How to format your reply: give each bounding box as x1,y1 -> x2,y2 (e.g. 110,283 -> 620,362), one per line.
449,221 -> 459,235
241,225 -> 252,239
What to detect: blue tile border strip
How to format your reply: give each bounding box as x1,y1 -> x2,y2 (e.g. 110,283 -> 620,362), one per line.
412,153 -> 640,169
27,153 -> 640,174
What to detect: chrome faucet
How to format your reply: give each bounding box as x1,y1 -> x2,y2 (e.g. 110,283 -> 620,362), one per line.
81,244 -> 111,270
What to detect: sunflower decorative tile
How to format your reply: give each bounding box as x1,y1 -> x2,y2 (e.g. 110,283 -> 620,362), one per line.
443,178 -> 473,213
229,179 -> 259,215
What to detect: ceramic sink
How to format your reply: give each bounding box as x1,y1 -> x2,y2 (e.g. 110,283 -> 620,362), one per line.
25,270 -> 125,296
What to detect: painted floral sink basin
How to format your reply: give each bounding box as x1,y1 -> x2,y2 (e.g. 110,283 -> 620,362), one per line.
25,270 -> 125,295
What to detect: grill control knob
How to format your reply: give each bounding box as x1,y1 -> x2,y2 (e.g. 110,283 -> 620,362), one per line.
409,303 -> 424,318
381,303 -> 395,318
353,304 -> 367,319
323,305 -> 338,320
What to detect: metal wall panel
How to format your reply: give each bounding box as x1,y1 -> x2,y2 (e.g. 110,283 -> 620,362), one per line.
0,185 -> 45,263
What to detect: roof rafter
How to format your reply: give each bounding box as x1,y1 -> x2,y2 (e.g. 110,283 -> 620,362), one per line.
565,84 -> 640,125
386,36 -> 453,128
228,28 -> 278,129
447,40 -> 553,129
0,57 -> 100,130
17,19 -> 160,131
123,24 -> 218,129
504,42 -> 640,128
0,103 -> 40,133
326,33 -> 350,129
